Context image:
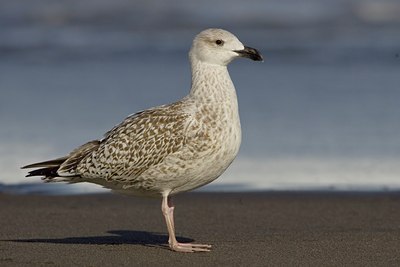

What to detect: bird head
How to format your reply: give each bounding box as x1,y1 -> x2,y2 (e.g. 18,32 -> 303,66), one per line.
189,28 -> 263,66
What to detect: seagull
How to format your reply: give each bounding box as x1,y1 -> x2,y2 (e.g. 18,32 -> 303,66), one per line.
22,28 -> 263,252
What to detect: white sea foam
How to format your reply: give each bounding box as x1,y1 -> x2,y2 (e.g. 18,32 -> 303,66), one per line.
217,156 -> 400,191
4,141 -> 400,193
0,142 -> 54,184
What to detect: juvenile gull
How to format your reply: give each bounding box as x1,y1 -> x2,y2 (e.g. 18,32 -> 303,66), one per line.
22,28 -> 263,252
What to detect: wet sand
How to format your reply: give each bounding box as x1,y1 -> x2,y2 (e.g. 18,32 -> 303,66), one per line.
1,192 -> 400,266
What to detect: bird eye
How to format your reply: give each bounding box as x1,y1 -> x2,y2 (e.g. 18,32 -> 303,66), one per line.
215,39 -> 224,46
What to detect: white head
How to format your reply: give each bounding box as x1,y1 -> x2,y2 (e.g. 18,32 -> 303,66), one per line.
189,28 -> 263,66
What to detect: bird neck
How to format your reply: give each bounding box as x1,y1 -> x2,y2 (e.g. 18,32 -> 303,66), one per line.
189,60 -> 237,104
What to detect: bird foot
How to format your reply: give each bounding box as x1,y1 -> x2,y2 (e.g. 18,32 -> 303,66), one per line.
169,242 -> 212,253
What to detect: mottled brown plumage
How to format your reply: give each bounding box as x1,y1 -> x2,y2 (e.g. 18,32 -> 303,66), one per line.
22,28 -> 263,252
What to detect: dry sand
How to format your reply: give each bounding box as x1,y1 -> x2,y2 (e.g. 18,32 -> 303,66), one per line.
1,192 -> 400,266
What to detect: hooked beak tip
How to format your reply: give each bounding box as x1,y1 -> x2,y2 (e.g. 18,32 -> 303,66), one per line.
235,46 -> 263,61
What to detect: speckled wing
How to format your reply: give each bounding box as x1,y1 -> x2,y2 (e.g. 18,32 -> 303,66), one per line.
74,102 -> 192,181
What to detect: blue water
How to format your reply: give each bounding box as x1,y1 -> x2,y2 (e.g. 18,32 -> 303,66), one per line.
1,0 -> 400,194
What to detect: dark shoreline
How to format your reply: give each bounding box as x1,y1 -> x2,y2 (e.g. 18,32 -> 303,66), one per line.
1,192 -> 400,266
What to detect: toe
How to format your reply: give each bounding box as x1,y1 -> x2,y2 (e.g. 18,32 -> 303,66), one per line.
170,243 -> 212,252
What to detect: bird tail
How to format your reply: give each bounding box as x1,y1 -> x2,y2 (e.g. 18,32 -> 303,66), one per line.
21,140 -> 100,182
22,157 -> 68,182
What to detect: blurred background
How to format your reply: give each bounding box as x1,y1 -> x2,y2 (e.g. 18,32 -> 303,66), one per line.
1,0 -> 400,194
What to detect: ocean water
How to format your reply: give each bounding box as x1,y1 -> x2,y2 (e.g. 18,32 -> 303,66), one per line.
1,0 -> 400,194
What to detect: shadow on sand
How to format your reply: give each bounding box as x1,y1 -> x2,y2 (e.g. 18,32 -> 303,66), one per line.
6,230 -> 194,250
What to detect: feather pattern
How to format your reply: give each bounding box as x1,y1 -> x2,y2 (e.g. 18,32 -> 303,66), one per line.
21,28 -> 263,253
20,28 -> 263,198
76,100 -> 193,181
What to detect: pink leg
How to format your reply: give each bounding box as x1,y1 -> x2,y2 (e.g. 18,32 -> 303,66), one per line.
161,194 -> 212,252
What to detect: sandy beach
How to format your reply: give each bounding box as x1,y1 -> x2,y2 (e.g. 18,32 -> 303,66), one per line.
1,192 -> 400,266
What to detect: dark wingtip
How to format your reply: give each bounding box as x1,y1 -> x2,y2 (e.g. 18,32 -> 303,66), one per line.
24,167 -> 59,178
21,157 -> 68,170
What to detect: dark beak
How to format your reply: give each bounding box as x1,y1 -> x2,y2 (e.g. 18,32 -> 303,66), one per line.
235,46 -> 263,61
